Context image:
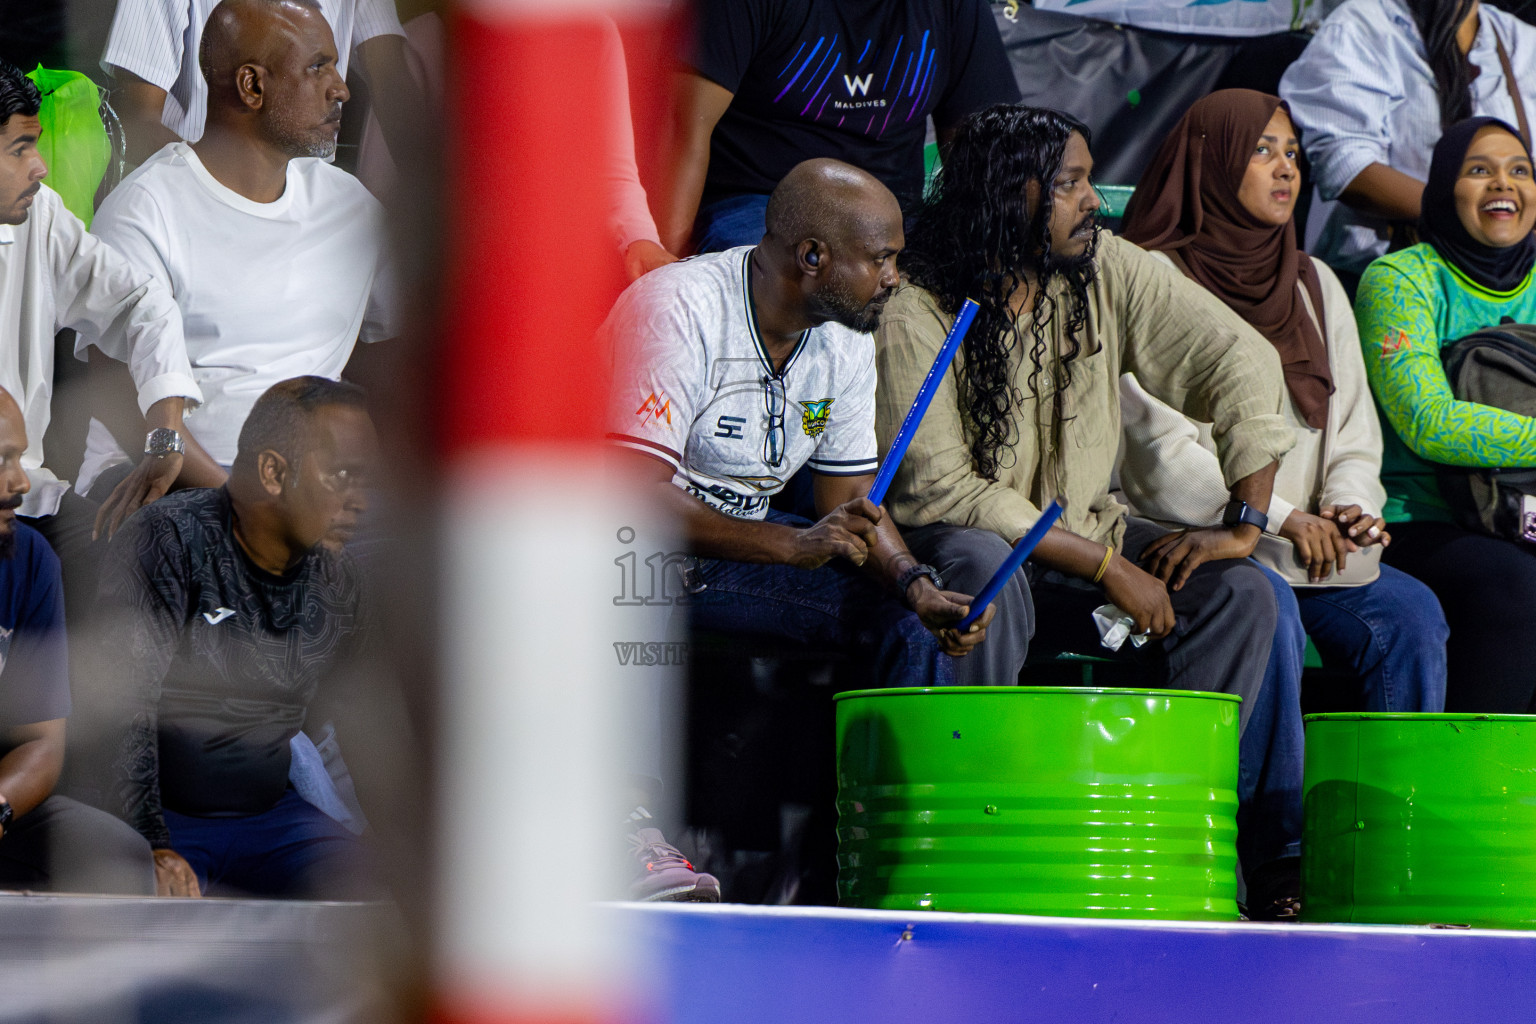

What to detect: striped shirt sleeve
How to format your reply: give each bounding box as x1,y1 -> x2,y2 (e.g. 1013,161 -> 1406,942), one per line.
351,0 -> 406,45
1279,10 -> 1408,202
100,0 -> 190,89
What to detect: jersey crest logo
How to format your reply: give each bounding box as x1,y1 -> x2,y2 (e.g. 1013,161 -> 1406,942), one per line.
636,391 -> 672,425
202,607 -> 236,625
1380,329 -> 1410,358
800,399 -> 833,438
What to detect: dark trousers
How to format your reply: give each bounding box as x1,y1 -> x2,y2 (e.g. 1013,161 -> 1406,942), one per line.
165,788 -> 379,899
688,512 -> 954,690
693,193 -> 770,254
1383,520 -> 1536,712
0,794 -> 155,894
904,518 -> 1277,705
905,517 -> 1296,871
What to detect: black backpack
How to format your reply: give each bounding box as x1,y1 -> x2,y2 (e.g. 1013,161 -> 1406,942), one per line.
1438,322 -> 1536,543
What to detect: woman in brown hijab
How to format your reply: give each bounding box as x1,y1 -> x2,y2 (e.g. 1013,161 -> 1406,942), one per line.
1118,88 -> 1449,920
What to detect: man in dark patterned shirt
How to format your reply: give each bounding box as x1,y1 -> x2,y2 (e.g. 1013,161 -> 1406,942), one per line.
96,376 -> 379,898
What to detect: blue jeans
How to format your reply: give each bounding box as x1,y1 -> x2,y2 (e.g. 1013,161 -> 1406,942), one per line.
1243,563 -> 1449,867
695,193 -> 770,254
688,511 -> 954,689
165,787 -> 380,899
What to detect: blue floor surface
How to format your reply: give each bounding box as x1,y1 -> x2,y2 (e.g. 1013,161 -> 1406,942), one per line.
617,902 -> 1533,1023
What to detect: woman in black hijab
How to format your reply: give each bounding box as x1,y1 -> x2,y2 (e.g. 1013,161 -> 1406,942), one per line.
1356,115 -> 1536,713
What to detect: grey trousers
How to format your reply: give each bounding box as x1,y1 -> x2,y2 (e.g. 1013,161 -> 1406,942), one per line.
904,517 -> 1276,730
0,794 -> 155,895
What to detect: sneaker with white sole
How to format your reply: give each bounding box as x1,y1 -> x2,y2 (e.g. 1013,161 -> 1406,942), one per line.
628,827 -> 721,902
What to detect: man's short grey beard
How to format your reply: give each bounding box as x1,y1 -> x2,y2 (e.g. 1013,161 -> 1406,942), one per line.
291,138 -> 337,159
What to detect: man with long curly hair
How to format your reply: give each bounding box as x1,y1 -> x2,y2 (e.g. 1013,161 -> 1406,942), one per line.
874,105 -> 1303,908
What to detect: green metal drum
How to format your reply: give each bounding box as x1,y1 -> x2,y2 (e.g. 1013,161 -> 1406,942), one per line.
835,686 -> 1241,920
1303,713 -> 1536,928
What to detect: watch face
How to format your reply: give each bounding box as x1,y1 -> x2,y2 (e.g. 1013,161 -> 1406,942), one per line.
145,428 -> 185,456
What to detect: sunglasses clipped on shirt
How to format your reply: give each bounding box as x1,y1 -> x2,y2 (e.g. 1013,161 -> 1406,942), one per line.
762,375 -> 787,469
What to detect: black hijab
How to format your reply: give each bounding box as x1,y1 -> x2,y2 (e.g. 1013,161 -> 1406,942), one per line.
1418,116 -> 1536,292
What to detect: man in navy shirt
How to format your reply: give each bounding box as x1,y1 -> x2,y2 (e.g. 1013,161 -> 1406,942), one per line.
657,0 -> 1021,255
98,376 -> 379,898
0,387 -> 155,894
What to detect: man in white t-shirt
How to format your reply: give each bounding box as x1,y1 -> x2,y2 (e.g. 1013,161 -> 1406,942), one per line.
0,60 -> 203,618
85,0 -> 396,533
604,159 -> 994,900
102,0 -> 416,167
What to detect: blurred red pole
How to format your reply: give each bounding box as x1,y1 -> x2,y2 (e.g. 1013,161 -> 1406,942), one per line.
442,11 -> 617,450
435,3 -> 666,1023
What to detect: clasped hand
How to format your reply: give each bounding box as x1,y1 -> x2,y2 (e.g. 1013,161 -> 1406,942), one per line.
786,498 -> 993,656
1283,505 -> 1391,583
1115,523 -> 1265,640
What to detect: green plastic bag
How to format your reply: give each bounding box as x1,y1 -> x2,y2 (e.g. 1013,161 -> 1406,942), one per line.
26,66 -> 110,227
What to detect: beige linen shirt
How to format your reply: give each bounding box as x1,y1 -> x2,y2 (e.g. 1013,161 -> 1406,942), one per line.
874,231 -> 1295,549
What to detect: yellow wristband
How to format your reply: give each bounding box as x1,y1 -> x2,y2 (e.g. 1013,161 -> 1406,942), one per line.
1091,544 -> 1114,584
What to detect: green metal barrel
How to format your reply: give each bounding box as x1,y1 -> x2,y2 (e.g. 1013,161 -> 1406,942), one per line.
1303,713 -> 1536,928
835,686 -> 1241,920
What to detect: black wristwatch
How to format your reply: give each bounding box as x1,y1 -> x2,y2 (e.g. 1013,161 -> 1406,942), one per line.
0,800 -> 15,834
896,562 -> 943,605
1222,499 -> 1269,534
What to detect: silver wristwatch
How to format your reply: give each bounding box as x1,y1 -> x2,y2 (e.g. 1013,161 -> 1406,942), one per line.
144,427 -> 185,458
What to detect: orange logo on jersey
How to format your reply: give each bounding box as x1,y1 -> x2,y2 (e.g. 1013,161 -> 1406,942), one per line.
1380,329 -> 1410,357
636,391 -> 671,424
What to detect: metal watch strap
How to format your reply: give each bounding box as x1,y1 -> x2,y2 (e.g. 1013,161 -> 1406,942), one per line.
895,563 -> 943,604
144,427 -> 185,458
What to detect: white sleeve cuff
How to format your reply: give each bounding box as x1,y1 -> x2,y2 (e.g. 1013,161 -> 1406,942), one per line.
1322,495 -> 1381,519
1264,494 -> 1297,535
136,373 -> 203,416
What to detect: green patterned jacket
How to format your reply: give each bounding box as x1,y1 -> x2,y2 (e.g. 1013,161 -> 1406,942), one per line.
1356,243 -> 1536,523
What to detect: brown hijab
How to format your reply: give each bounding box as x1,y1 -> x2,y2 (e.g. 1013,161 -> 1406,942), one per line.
1122,89 -> 1333,429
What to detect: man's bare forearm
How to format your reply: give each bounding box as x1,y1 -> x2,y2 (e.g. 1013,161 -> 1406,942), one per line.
657,74 -> 734,255
108,67 -> 183,166
0,721 -> 64,819
354,35 -> 431,187
1229,461 -> 1279,516
654,479 -> 799,563
1339,162 -> 1424,223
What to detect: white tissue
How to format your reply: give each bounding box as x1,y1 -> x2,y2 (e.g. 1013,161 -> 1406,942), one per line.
1093,604 -> 1150,652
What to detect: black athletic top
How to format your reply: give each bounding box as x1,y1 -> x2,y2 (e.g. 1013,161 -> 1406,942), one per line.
97,487 -> 368,848
688,0 -> 1019,207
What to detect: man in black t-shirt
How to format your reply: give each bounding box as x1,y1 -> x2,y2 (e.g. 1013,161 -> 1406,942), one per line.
97,376 -> 380,899
657,0 -> 1020,256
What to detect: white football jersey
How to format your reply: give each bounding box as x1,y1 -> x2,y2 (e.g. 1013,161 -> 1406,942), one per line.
605,247 -> 879,519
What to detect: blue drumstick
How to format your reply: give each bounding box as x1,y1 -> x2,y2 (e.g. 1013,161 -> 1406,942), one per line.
957,500 -> 1065,631
867,298 -> 979,507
